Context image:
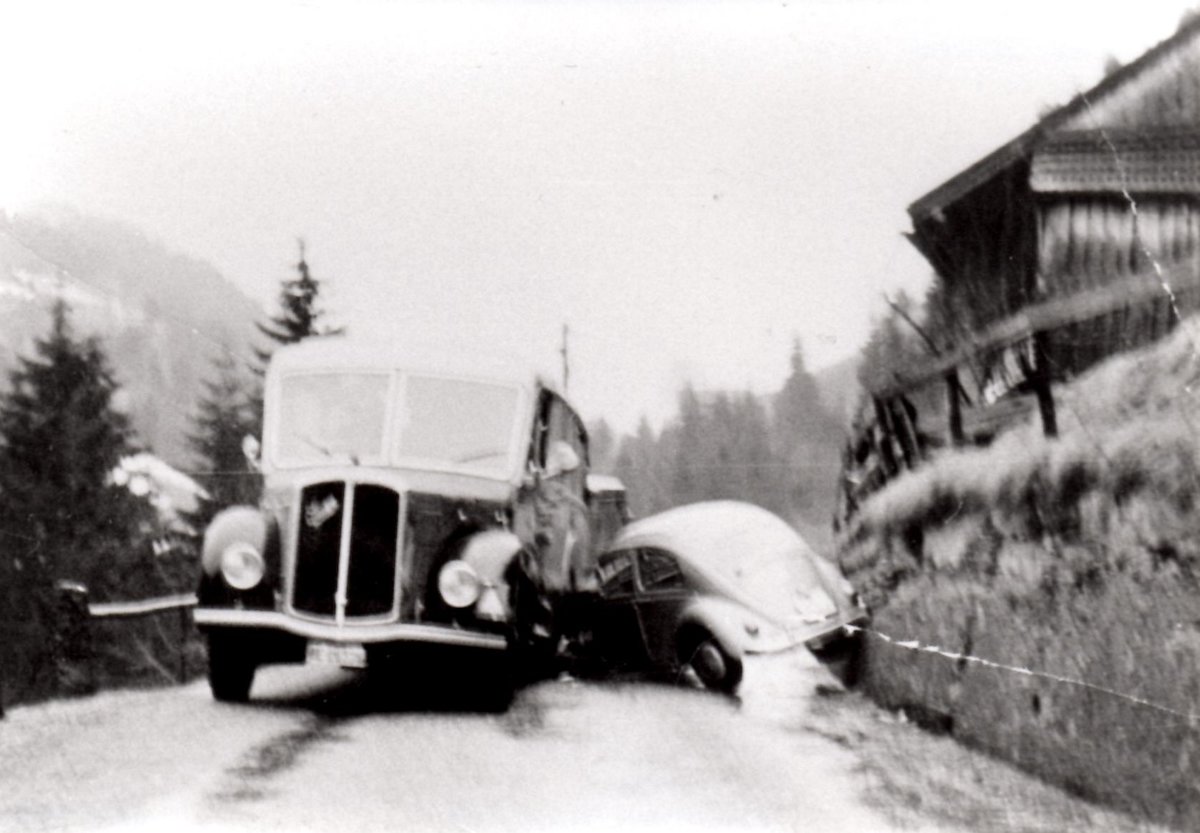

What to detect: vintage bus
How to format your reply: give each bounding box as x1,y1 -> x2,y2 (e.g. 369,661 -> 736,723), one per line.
192,337 -> 625,702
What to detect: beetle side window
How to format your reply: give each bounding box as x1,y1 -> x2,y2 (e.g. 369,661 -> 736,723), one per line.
637,549 -> 684,592
596,551 -> 637,597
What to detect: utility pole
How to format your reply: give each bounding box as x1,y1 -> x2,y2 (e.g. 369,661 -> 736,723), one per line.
560,323 -> 570,395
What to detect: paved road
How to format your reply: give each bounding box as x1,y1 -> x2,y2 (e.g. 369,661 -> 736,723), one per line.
0,650 -> 1166,833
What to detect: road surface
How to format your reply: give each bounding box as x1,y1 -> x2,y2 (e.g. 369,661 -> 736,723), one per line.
0,650 -> 1166,833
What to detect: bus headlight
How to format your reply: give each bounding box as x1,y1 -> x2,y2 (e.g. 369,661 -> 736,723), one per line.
438,560 -> 482,608
220,542 -> 266,590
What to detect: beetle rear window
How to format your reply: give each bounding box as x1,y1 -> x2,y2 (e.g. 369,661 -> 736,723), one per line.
597,551 -> 636,597
637,549 -> 684,592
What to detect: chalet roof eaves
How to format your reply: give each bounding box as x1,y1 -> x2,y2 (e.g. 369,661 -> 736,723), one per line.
907,15 -> 1200,224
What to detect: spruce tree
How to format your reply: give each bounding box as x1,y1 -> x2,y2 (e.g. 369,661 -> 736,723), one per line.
186,350 -> 260,531
249,241 -> 343,436
613,416 -> 669,517
731,391 -> 782,513
0,300 -> 158,596
253,241 -> 343,372
0,300 -> 160,699
671,385 -> 707,506
773,338 -> 845,525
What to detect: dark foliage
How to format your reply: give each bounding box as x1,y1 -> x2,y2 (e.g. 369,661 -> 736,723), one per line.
0,301 -> 163,706
0,301 -> 159,594
612,417 -> 672,518
185,351 -> 261,531
774,340 -> 845,516
253,242 -> 343,371
249,242 -> 344,436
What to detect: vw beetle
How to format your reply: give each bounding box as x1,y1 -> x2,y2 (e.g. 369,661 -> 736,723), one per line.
575,501 -> 867,693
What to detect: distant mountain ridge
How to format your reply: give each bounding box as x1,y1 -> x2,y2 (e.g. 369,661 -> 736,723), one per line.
0,208 -> 263,468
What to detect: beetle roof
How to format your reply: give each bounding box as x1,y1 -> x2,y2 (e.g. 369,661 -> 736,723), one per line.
613,501 -> 815,557
267,335 -> 557,393
611,500 -> 824,623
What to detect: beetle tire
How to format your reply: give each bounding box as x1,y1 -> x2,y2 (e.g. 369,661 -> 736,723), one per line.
207,633 -> 257,703
688,636 -> 743,693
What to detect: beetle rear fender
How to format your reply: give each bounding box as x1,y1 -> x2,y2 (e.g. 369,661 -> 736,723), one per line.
676,597 -> 748,661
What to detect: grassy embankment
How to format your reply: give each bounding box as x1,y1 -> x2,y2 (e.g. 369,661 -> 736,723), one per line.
837,316 -> 1200,829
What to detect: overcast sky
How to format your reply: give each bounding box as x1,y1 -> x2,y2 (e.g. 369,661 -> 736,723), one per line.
1,1 -> 1194,432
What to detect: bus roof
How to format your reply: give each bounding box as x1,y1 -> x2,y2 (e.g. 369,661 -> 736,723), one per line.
266,336 -> 555,393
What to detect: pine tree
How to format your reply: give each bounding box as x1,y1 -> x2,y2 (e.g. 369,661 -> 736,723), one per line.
0,301 -> 159,592
731,391 -> 782,513
249,241 -> 344,436
253,241 -> 343,372
672,384 -> 719,507
773,338 -> 845,525
0,301 -> 160,698
613,416 -> 670,517
186,350 -> 260,531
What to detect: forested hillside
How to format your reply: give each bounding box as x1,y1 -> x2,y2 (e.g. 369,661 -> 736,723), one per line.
595,341 -> 849,552
0,207 -> 269,712
0,208 -> 262,466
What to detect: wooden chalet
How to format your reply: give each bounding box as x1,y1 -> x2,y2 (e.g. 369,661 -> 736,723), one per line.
836,17 -> 1200,522
887,16 -> 1200,450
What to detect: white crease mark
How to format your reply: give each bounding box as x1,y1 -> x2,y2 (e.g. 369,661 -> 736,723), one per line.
1080,93 -> 1198,396
844,623 -> 1200,728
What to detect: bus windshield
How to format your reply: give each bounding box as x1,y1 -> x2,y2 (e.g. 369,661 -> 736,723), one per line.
394,375 -> 520,474
277,372 -> 390,465
274,371 -> 521,475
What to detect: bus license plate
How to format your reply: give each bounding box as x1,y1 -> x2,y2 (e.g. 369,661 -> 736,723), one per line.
306,640 -> 367,669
